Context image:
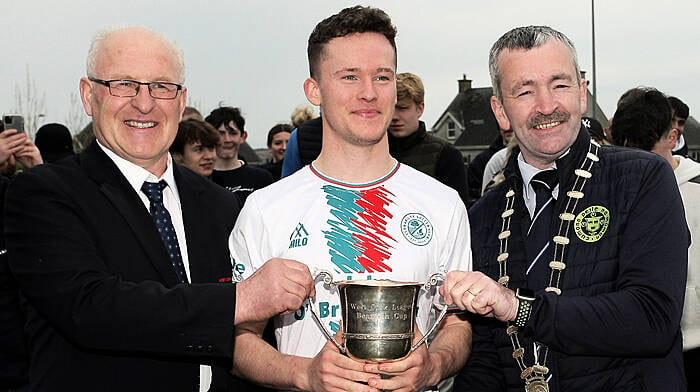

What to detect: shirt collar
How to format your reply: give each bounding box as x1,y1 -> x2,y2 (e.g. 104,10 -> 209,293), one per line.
96,140 -> 178,196
517,151 -> 567,201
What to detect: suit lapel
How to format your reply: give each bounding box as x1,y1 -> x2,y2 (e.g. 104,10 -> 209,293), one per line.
80,143 -> 181,286
174,165 -> 213,283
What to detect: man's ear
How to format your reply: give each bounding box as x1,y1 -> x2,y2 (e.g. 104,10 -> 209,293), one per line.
178,87 -> 188,122
416,102 -> 425,118
579,78 -> 588,114
304,77 -> 321,106
668,128 -> 679,148
79,77 -> 95,116
172,152 -> 183,164
490,96 -> 511,132
240,131 -> 248,143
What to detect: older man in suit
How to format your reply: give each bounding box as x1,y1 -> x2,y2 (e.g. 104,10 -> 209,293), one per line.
4,27 -> 313,392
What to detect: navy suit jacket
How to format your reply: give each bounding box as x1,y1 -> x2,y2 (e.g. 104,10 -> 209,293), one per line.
5,142 -> 241,391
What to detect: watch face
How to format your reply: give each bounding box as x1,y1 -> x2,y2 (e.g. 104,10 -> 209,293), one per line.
517,288 -> 536,301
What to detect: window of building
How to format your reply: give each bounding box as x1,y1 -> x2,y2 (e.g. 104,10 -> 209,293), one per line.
447,121 -> 456,139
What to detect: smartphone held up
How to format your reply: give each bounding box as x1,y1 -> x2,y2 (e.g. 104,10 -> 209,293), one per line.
1,114 -> 25,134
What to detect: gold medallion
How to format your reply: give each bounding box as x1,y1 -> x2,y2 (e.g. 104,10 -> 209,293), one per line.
524,376 -> 549,392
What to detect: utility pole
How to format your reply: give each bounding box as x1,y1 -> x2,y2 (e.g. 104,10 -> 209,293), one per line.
591,0 -> 597,100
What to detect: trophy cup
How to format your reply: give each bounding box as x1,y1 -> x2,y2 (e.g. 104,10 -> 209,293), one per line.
309,271 -> 447,362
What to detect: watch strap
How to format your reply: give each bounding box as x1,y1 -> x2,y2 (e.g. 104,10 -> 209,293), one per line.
514,288 -> 535,328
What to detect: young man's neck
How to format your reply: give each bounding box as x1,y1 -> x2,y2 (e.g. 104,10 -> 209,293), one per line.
214,156 -> 243,171
314,138 -> 396,183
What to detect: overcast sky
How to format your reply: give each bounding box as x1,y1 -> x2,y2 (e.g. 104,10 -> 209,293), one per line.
2,0 -> 698,148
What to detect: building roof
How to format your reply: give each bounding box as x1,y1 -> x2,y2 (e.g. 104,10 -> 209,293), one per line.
432,85 -> 500,147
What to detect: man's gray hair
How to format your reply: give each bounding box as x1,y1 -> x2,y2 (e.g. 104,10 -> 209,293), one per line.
489,25 -> 580,100
86,26 -> 185,84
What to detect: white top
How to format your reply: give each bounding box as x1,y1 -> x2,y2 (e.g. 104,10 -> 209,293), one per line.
675,155 -> 700,350
229,162 -> 472,359
481,147 -> 509,195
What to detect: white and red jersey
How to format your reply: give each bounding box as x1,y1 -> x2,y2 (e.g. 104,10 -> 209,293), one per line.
229,162 -> 472,358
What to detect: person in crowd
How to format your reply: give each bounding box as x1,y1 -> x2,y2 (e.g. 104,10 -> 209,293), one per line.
282,105 -> 321,179
280,115 -> 322,178
388,72 -> 469,206
467,125 -> 513,204
0,126 -> 42,392
34,123 -> 75,163
0,128 -> 42,177
609,86 -> 700,390
580,116 -> 609,145
205,106 -> 273,202
668,96 -> 690,157
442,25 -> 688,391
258,123 -> 292,181
169,118 -> 218,177
290,104 -> 317,128
182,106 -> 204,121
3,26 -> 314,392
480,137 -> 517,196
229,6 -> 472,391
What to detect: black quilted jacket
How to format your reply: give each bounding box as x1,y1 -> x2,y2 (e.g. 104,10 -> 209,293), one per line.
456,127 -> 688,392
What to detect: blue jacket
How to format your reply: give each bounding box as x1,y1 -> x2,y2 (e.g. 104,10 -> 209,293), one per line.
456,127 -> 688,391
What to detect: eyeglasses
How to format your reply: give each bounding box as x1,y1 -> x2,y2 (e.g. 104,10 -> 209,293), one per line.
88,77 -> 182,99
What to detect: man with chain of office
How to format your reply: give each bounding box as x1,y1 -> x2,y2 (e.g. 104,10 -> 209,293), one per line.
440,26 -> 688,391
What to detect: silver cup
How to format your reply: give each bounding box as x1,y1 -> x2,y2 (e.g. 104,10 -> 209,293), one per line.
309,271 -> 447,362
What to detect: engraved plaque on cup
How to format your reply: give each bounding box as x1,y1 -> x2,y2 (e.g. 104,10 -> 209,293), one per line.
310,271 -> 446,362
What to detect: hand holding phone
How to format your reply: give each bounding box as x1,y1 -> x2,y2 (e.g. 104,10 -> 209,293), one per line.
2,114 -> 25,134
0,116 -> 29,165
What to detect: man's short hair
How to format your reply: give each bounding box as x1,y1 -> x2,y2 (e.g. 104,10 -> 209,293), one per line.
489,25 -> 580,100
307,5 -> 397,79
170,119 -> 220,154
610,87 -> 672,151
205,106 -> 246,133
396,73 -> 424,106
668,96 -> 689,119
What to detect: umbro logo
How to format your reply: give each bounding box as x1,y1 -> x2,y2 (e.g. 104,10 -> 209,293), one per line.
289,223 -> 309,249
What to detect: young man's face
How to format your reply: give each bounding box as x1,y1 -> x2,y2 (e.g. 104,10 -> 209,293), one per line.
490,39 -> 587,169
216,121 -> 246,160
672,112 -> 686,135
389,98 -> 423,138
175,141 -> 216,177
304,32 -> 396,147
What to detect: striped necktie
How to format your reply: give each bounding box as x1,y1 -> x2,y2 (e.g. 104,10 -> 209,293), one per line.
525,169 -> 558,273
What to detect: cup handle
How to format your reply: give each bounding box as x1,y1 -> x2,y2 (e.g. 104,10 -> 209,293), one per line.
307,270 -> 346,354
410,272 -> 448,352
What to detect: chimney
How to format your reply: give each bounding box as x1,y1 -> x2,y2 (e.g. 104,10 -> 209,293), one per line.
458,74 -> 472,93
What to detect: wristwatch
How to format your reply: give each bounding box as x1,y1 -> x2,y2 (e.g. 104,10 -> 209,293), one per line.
514,288 -> 536,328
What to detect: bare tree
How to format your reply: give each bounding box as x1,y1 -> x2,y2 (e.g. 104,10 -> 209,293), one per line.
13,65 -> 46,139
65,92 -> 88,137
